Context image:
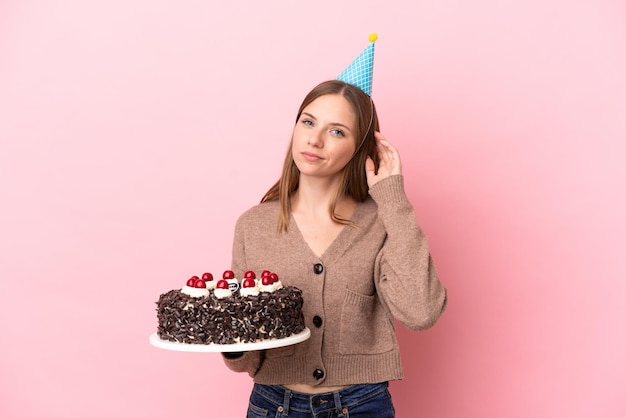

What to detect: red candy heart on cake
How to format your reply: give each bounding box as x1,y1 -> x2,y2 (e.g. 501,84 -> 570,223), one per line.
216,279 -> 229,289
194,279 -> 207,288
261,270 -> 271,278
244,270 -> 256,280
201,272 -> 213,281
223,270 -> 235,280
269,273 -> 279,283
243,278 -> 255,288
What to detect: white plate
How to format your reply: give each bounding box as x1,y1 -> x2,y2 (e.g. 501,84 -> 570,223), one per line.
149,328 -> 311,353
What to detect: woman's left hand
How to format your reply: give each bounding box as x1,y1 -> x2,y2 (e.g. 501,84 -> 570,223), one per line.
365,131 -> 402,188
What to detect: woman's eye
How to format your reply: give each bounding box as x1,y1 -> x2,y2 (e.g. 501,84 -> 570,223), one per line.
330,129 -> 345,137
302,119 -> 313,126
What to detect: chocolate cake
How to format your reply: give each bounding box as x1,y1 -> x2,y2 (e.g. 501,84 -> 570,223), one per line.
155,270 -> 306,345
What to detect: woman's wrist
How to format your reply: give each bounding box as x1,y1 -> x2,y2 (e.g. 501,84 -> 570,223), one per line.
368,174 -> 406,203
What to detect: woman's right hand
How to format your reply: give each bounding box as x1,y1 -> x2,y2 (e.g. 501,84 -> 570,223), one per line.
222,352 -> 244,359
365,131 -> 402,189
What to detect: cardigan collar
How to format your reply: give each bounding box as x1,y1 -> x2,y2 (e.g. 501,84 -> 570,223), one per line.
288,197 -> 378,265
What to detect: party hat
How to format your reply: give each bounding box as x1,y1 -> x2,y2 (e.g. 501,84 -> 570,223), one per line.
336,33 -> 377,96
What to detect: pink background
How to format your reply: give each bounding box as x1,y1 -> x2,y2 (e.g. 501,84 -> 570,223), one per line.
1,1 -> 625,417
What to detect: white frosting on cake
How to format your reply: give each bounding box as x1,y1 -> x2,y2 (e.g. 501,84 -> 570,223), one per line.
259,280 -> 283,293
214,288 -> 232,299
181,286 -> 210,298
204,280 -> 217,290
240,286 -> 260,297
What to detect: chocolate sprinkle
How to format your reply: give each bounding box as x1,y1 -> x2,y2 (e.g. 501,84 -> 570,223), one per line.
155,287 -> 305,345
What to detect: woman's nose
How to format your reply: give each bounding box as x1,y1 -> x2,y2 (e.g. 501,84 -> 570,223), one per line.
307,130 -> 323,147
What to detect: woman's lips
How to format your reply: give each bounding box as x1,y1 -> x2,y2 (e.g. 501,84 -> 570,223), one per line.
301,152 -> 323,162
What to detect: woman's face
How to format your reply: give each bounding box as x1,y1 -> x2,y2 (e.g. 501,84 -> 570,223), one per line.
291,94 -> 358,181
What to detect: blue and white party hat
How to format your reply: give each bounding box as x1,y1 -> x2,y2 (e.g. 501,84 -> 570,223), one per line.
336,33 -> 377,96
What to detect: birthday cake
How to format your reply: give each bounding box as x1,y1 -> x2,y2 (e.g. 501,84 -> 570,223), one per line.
155,270 -> 306,345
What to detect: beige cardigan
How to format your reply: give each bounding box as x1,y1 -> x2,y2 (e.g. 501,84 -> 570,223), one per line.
222,175 -> 447,387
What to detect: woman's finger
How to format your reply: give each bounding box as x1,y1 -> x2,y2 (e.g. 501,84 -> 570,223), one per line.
373,131 -> 402,175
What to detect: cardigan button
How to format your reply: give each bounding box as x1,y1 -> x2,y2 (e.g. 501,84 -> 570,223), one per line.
313,263 -> 324,274
313,368 -> 324,380
312,315 -> 323,328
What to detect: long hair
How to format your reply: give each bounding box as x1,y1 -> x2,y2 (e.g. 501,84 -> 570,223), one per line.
261,80 -> 380,232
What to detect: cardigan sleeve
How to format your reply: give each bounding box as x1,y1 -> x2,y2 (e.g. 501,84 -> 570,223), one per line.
220,212 -> 265,376
368,175 -> 448,330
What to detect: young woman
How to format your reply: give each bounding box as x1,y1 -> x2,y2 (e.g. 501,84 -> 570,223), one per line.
223,80 -> 447,418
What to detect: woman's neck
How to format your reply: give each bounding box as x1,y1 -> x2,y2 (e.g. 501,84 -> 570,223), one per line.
292,175 -> 337,212
291,176 -> 356,220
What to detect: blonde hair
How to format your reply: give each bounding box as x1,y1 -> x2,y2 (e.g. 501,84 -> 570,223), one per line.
261,80 -> 380,232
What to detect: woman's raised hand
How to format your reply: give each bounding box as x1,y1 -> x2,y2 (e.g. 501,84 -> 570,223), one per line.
365,131 -> 402,189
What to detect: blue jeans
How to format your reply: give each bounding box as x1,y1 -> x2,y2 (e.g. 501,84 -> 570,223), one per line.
246,382 -> 395,418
